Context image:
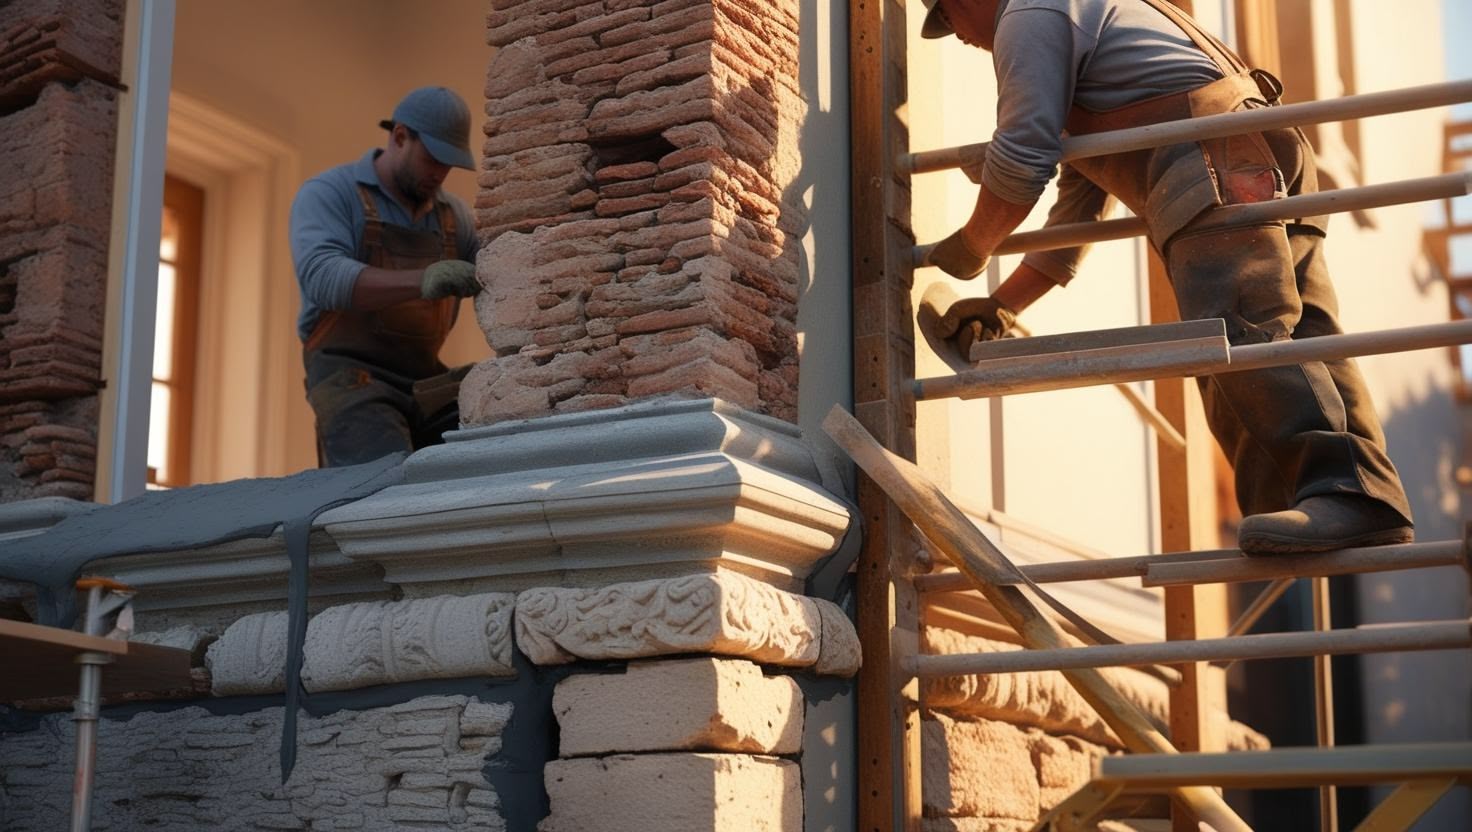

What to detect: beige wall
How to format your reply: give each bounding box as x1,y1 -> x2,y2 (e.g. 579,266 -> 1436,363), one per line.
166,0 -> 493,480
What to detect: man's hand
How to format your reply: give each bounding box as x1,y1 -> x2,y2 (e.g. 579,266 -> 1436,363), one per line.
924,230 -> 990,280
420,260 -> 480,299
934,296 -> 1017,360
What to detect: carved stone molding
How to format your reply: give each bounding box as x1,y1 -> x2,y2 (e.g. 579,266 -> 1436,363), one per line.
320,399 -> 852,594
303,594 -> 517,693
514,570 -> 860,676
205,593 -> 517,696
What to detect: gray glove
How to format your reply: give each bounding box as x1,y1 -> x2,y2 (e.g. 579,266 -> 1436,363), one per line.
924,230 -> 990,280
420,260 -> 479,300
935,296 -> 1017,360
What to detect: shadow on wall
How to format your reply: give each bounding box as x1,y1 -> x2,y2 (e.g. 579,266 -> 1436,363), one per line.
1378,375 -> 1463,541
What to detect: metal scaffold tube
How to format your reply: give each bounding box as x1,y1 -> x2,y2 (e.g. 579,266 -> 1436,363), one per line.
910,620 -> 1472,677
913,319 -> 1472,401
915,539 -> 1466,593
913,170 -> 1472,264
904,78 -> 1472,175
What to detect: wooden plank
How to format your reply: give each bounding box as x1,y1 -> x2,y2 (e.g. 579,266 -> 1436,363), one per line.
849,0 -> 921,828
0,621 -> 193,702
1352,778 -> 1457,832
822,404 -> 1252,832
916,333 -> 1230,401
969,319 -> 1227,362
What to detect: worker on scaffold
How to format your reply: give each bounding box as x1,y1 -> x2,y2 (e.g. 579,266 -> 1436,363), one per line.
917,0 -> 1414,554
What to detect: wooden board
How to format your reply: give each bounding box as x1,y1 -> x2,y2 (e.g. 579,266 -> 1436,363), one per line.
969,318 -> 1227,362
1,619 -> 194,703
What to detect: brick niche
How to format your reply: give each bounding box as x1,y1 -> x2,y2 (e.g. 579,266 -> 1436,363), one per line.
462,0 -> 806,425
0,0 -> 124,501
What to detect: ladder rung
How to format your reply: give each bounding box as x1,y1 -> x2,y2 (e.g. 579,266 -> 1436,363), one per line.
916,548 -> 1230,593
909,619 -> 1472,676
1094,743 -> 1472,789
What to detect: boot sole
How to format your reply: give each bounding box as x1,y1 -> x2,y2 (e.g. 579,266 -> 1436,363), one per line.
1238,526 -> 1415,556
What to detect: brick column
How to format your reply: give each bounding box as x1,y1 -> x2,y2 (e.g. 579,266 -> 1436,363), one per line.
462,0 -> 805,425
0,0 -> 125,501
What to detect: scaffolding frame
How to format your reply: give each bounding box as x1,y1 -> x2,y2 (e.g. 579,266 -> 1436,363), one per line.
846,2 -> 1472,830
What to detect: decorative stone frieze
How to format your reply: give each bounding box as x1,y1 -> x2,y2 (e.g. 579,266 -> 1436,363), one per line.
467,0 -> 806,425
922,627 -> 1267,752
302,594 -> 517,693
206,594 -> 517,696
553,658 -> 803,756
541,753 -> 800,832
514,570 -> 858,674
0,695 -> 510,831
206,610 -> 288,696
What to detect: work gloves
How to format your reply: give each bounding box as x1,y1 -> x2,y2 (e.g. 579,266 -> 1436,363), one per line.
924,229 -> 990,280
420,260 -> 480,299
934,296 -> 1017,361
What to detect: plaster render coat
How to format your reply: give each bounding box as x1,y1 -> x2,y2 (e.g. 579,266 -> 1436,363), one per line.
554,657 -> 803,755
0,695 -> 510,830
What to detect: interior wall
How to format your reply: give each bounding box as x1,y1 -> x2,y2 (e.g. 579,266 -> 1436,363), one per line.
167,0 -> 494,479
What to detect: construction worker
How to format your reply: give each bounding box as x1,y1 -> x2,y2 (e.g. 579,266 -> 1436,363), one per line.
290,86 -> 481,467
917,0 -> 1414,554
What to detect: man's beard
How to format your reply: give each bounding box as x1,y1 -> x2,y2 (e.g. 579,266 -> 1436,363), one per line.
395,167 -> 434,206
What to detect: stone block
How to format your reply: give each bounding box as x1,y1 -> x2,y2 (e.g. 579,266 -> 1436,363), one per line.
541,753 -> 799,832
206,611 -> 288,696
554,658 -> 802,756
922,713 -> 1040,822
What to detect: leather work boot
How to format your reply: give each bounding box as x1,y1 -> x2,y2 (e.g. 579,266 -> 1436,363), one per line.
1238,495 -> 1414,555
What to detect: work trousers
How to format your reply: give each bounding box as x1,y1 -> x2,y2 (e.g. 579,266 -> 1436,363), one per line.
305,356 -> 459,469
1163,221 -> 1413,522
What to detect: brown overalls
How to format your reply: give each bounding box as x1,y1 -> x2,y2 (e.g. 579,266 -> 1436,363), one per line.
302,184 -> 460,468
1063,0 -> 1411,522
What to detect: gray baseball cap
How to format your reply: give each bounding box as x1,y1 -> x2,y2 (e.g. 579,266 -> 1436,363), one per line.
379,86 -> 475,171
920,0 -> 954,39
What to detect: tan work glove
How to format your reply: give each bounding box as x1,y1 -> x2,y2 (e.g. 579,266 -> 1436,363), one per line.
935,296 -> 1017,361
420,260 -> 480,299
923,229 -> 991,280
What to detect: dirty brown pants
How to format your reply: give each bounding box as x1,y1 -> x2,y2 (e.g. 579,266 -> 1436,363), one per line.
1163,222 -> 1412,522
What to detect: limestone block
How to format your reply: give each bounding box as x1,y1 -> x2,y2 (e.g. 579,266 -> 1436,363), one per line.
515,571 -> 829,669
206,611 -> 287,696
922,713 -> 1040,822
541,753 -> 799,832
1029,732 -> 1108,813
302,593 -> 516,692
554,658 -> 802,756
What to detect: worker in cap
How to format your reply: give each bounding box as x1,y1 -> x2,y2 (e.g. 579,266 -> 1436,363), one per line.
916,0 -> 1413,554
289,86 -> 482,467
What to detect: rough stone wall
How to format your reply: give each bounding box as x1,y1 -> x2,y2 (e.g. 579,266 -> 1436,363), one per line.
0,695 -> 512,831
0,0 -> 124,502
462,0 -> 806,425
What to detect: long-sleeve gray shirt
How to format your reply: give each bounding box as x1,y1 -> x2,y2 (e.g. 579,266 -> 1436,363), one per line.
984,0 -> 1222,284
289,150 -> 478,340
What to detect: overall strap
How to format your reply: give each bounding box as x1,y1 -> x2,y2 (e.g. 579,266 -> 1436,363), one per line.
355,183 -> 384,253
436,201 -> 458,260
1135,0 -> 1250,75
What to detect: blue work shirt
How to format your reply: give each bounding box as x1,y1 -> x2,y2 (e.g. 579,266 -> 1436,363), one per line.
288,150 -> 479,340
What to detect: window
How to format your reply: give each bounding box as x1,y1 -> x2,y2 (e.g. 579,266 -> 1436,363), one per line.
148,176 -> 204,488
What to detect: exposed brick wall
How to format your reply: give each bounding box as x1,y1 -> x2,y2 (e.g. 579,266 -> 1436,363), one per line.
461,0 -> 805,425
0,0 -> 124,502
